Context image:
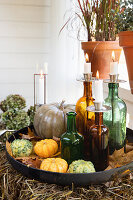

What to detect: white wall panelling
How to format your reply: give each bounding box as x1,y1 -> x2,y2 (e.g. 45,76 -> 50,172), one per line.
0,83 -> 33,98
0,22 -> 50,38
0,0 -> 51,6
0,0 -> 51,107
0,38 -> 50,53
0,69 -> 34,83
0,54 -> 50,69
0,5 -> 50,22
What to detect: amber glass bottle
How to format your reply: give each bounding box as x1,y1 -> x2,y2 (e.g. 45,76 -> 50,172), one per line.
88,112 -> 109,171
76,81 -> 95,159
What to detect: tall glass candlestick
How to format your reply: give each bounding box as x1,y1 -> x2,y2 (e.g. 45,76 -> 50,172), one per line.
34,71 -> 48,109
39,70 -> 44,105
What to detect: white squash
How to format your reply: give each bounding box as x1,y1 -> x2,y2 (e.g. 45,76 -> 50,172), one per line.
34,101 -> 75,138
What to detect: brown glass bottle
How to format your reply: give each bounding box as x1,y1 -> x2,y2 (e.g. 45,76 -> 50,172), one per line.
76,81 -> 95,159
88,112 -> 109,171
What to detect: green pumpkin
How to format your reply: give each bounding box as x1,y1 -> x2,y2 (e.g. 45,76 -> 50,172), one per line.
11,139 -> 33,157
69,160 -> 95,173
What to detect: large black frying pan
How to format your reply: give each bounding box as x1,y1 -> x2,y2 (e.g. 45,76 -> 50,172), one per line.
6,126 -> 133,186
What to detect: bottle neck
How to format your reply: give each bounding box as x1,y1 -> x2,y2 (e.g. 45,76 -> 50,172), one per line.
83,81 -> 92,97
108,83 -> 119,99
95,112 -> 103,125
67,112 -> 77,133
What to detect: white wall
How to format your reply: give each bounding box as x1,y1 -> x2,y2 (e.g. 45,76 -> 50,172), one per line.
48,0 -> 82,104
0,0 -> 82,107
0,0 -> 51,108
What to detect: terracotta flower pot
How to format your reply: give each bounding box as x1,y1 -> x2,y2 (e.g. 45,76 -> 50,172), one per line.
81,41 -> 122,79
119,31 -> 133,94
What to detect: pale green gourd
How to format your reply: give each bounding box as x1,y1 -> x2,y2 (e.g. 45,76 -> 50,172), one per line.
69,160 -> 95,173
11,139 -> 33,157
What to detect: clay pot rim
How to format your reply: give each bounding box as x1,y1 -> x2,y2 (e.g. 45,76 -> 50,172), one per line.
119,31 -> 133,47
119,31 -> 133,36
81,41 -> 122,50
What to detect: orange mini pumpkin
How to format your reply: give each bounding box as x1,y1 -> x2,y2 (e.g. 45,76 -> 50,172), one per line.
40,158 -> 68,173
34,139 -> 58,158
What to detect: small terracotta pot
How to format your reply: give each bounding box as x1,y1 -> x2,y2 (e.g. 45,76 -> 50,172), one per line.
119,31 -> 133,94
81,41 -> 122,79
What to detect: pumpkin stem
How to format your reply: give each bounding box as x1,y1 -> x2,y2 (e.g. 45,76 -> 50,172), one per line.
59,100 -> 65,110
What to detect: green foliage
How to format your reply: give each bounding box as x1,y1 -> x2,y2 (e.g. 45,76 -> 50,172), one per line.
0,94 -> 36,130
2,110 -> 30,130
0,131 -> 13,151
116,0 -> 133,32
27,106 -> 36,125
0,94 -> 26,112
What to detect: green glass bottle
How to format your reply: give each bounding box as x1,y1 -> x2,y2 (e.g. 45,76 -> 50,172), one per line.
103,83 -> 127,154
61,112 -> 84,165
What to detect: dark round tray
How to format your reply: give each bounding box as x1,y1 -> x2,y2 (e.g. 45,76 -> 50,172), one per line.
6,126 -> 133,186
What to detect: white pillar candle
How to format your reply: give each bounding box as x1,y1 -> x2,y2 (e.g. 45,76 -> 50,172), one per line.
84,63 -> 91,74
38,70 -> 44,104
84,53 -> 91,74
94,79 -> 103,102
110,62 -> 118,75
110,51 -> 118,75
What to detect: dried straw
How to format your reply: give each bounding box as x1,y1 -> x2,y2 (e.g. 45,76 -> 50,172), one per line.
0,150 -> 133,200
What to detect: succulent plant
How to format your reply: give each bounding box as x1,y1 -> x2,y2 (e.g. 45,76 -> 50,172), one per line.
2,109 -> 30,130
0,94 -> 26,112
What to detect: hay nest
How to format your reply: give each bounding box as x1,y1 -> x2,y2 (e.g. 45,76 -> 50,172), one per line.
0,133 -> 133,200
0,152 -> 133,199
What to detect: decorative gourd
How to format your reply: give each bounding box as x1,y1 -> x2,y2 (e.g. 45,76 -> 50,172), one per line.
69,160 -> 96,173
34,139 -> 58,158
34,101 -> 75,138
40,158 -> 68,173
11,139 -> 33,157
